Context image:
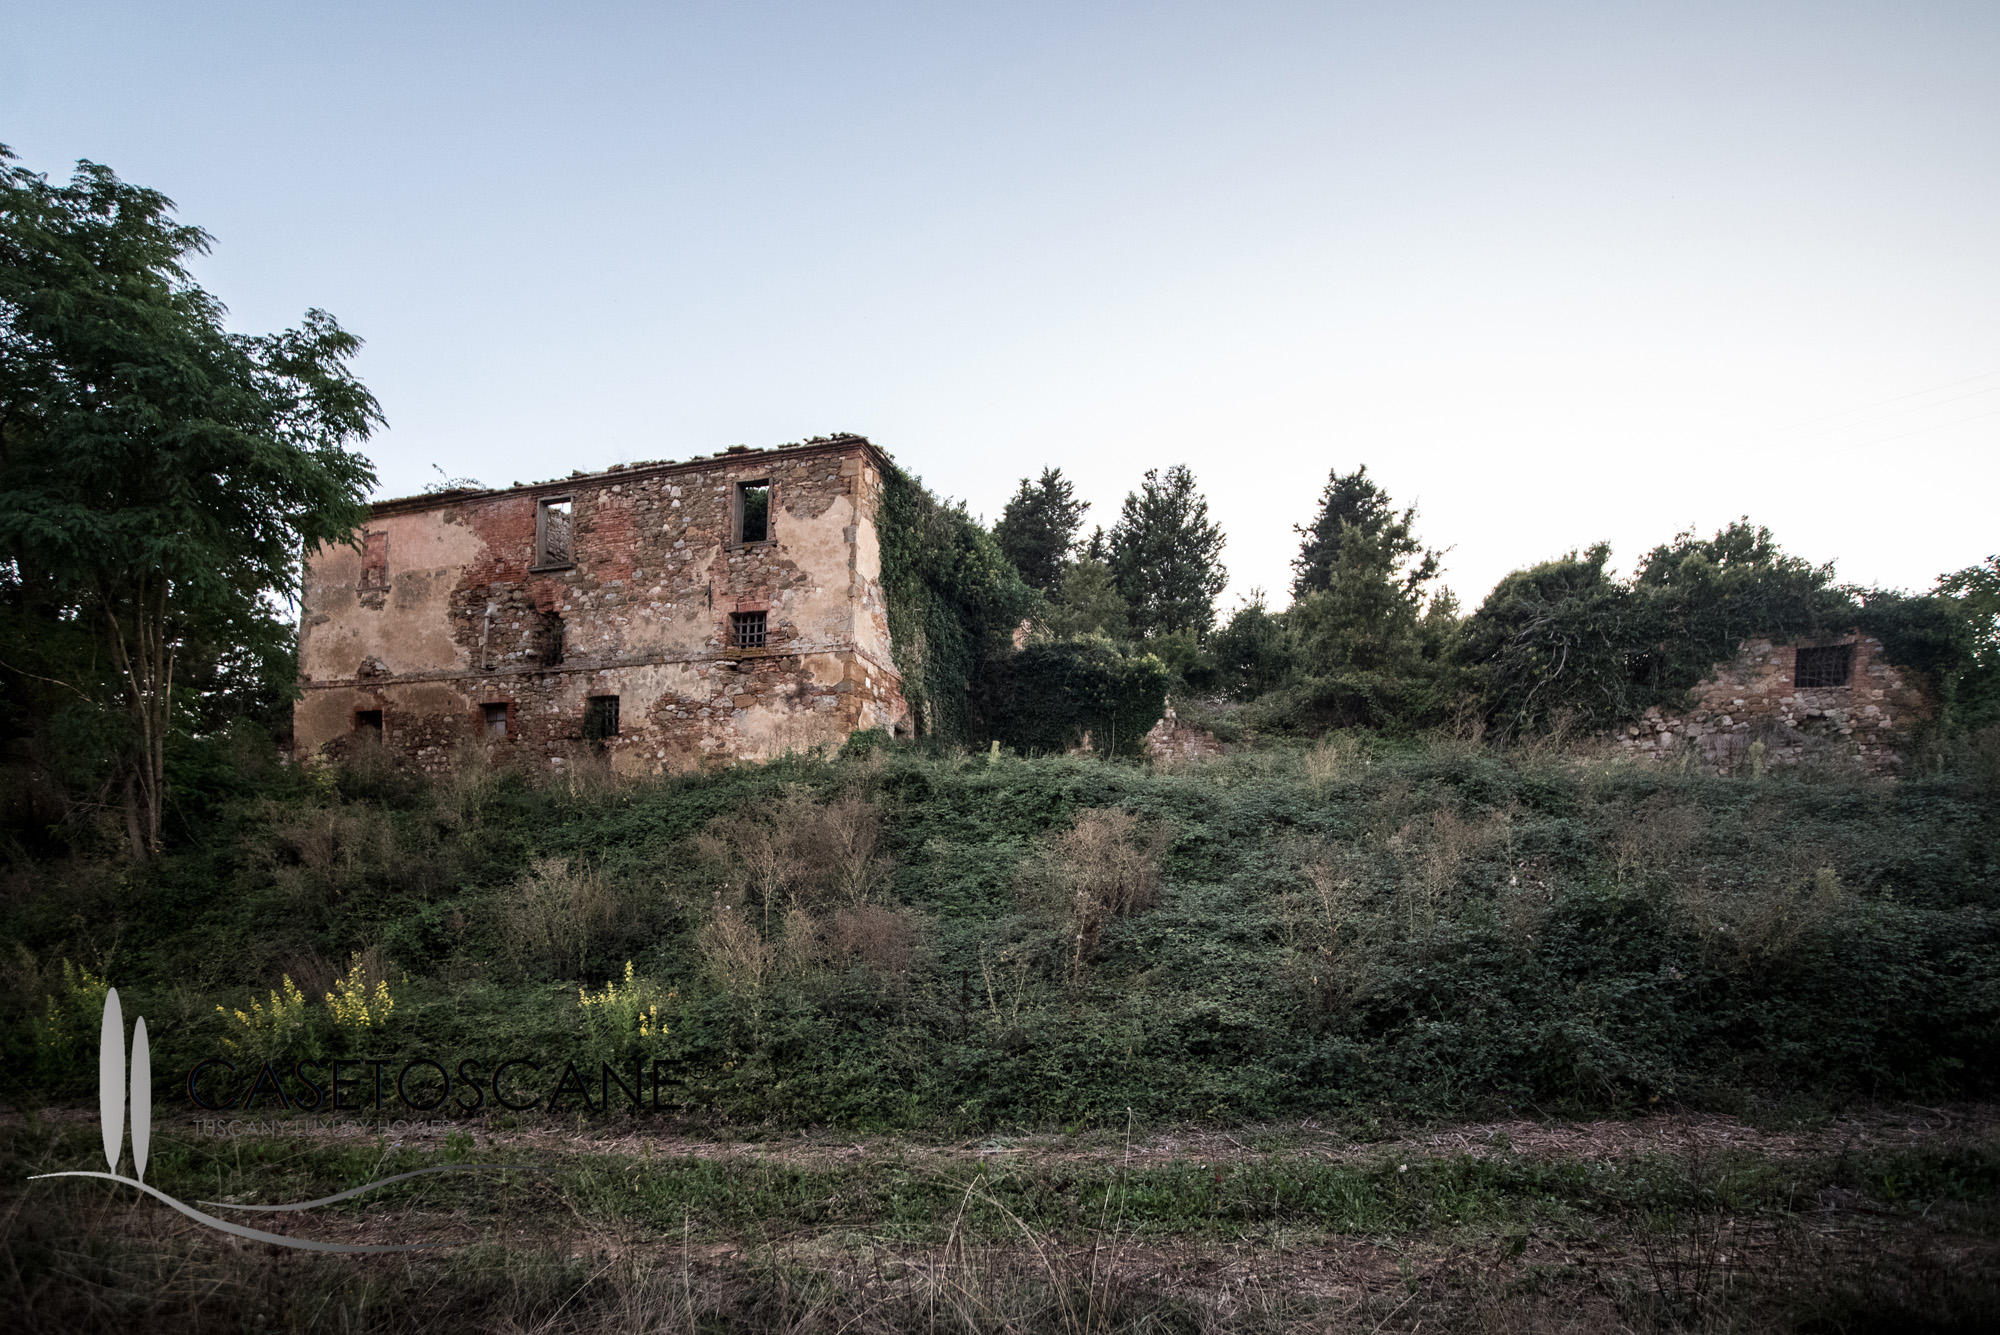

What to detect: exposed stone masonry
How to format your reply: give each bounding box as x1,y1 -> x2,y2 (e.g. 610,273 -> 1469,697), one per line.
295,436 -> 908,775
1143,701 -> 1222,766
1612,632 -> 1930,774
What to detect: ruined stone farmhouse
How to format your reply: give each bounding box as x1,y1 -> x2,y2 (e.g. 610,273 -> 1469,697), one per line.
295,435 -> 909,774
1612,631 -> 1932,774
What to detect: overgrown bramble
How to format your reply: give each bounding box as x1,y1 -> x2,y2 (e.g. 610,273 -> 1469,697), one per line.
326,953 -> 395,1028
218,975 -> 309,1055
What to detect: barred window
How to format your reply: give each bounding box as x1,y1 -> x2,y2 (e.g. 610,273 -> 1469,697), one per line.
1794,644 -> 1853,689
583,695 -> 620,740
482,702 -> 509,739
731,610 -> 767,649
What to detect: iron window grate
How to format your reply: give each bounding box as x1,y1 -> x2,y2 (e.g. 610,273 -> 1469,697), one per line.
583,695 -> 620,740
1794,644 -> 1853,689
731,610 -> 767,648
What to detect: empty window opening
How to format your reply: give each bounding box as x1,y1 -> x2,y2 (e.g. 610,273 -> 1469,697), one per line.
539,611 -> 566,665
482,702 -> 510,739
736,481 -> 771,544
583,695 -> 620,741
1794,644 -> 1853,689
731,610 -> 767,649
535,497 -> 574,567
360,531 -> 388,589
354,709 -> 384,739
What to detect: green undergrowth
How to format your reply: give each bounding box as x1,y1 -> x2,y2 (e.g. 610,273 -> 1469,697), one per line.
3,737 -> 1997,1129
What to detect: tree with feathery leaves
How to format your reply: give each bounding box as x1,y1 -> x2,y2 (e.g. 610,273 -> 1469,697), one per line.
0,147 -> 379,856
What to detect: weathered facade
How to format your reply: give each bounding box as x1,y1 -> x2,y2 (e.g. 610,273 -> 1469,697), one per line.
295,435 -> 909,774
1611,631 -> 1932,774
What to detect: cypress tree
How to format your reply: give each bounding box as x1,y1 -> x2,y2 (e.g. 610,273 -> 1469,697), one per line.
1291,465 -> 1439,601
1107,465 -> 1227,638
994,467 -> 1089,592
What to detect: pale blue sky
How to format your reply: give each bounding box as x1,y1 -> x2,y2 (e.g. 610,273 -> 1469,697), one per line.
6,2 -> 1997,608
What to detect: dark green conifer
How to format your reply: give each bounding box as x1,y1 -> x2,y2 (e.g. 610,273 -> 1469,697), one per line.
993,467 -> 1088,592
1107,465 -> 1227,638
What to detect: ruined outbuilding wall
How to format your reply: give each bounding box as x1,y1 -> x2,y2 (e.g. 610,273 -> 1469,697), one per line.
296,437 -> 907,775
1611,632 -> 1931,775
1142,701 -> 1222,767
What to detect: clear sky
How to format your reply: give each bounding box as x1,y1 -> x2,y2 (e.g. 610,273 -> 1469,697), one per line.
6,1 -> 1996,610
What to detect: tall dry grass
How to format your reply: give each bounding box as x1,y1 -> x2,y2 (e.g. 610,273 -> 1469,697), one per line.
1674,863 -> 1851,970
1303,733 -> 1363,799
428,740 -> 507,831
1389,807 -> 1511,940
1279,802 -> 1515,1008
257,797 -> 401,911
1019,808 -> 1172,984
1610,793 -> 1705,884
697,786 -> 896,922
500,856 -> 622,980
545,742 -> 627,801
1281,847 -> 1367,1014
693,787 -> 914,999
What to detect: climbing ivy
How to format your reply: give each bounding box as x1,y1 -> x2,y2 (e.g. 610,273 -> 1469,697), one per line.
875,463 -> 1035,743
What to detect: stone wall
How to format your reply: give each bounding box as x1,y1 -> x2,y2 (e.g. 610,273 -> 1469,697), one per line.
1143,701 -> 1222,766
1611,631 -> 1931,775
296,436 -> 908,775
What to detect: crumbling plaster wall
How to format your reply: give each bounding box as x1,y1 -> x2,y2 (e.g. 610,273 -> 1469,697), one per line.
298,508 -> 485,679
296,439 -> 908,773
1611,632 -> 1930,775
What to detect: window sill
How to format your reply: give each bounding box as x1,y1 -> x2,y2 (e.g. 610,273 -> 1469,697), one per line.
528,562 -> 577,574
727,540 -> 778,551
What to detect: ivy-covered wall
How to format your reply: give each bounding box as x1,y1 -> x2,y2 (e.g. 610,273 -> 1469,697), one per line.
875,464 -> 1035,744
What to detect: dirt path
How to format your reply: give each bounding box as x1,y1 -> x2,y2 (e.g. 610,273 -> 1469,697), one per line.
18,1100 -> 1985,1170
472,1101 -> 2000,1169
10,1104 -> 1997,1330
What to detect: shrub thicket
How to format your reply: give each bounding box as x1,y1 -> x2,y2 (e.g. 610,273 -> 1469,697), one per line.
973,639 -> 1171,758
997,455 -> 1996,750
4,738 -> 1995,1130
